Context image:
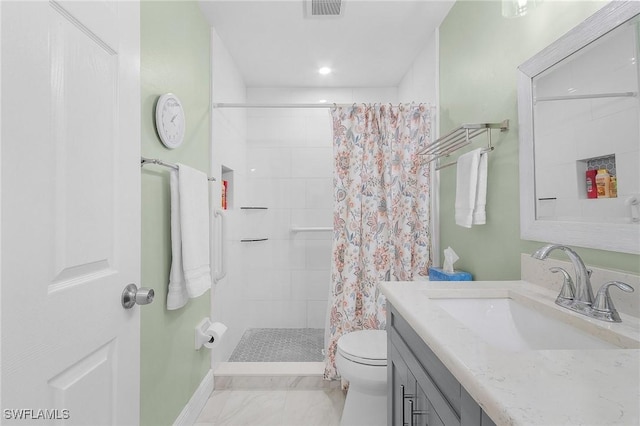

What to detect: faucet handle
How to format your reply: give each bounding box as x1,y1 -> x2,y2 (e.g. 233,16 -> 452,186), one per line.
591,281 -> 634,322
550,267 -> 575,302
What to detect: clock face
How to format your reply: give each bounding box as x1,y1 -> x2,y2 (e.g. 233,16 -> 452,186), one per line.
156,94 -> 185,149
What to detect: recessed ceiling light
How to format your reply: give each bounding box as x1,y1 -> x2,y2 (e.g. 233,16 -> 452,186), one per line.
318,67 -> 332,75
318,99 -> 327,103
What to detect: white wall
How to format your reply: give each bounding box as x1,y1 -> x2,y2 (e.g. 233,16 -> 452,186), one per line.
398,30 -> 439,105
210,26 -> 248,363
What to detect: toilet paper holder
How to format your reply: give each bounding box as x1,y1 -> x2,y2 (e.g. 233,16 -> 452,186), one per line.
195,318 -> 227,350
195,318 -> 213,350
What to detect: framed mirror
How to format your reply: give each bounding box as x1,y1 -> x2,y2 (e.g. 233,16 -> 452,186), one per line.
518,1 -> 640,254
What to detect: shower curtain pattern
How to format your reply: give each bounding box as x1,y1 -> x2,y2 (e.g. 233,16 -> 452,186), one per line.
325,103 -> 433,380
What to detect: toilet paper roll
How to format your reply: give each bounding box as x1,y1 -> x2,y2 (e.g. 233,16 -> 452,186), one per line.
203,322 -> 227,349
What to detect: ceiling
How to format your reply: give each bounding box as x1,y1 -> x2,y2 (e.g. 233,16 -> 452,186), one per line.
199,0 -> 455,88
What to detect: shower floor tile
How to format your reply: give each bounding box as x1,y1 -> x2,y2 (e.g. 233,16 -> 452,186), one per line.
229,328 -> 324,362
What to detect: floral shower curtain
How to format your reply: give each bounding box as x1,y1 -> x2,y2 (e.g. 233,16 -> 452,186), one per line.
324,103 -> 434,380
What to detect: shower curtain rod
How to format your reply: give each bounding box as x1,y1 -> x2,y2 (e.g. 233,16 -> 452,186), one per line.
212,102 -> 429,109
213,102 -> 335,109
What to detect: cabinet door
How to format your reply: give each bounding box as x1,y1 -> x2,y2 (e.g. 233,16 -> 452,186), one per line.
390,344 -> 415,426
389,305 -> 498,426
391,344 -> 446,426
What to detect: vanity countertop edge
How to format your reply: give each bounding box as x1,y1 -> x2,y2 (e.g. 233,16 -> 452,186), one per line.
379,280 -> 640,426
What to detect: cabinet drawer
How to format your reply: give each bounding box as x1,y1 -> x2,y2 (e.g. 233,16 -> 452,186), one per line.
390,306 -> 461,413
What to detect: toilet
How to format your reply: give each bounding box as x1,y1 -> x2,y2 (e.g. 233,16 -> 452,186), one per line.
336,329 -> 387,426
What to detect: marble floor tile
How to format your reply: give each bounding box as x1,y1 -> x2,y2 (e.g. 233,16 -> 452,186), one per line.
282,389 -> 345,426
195,388 -> 345,426
215,390 -> 288,426
195,391 -> 230,424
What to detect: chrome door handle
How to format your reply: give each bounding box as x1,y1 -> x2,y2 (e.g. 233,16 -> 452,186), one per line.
122,283 -> 155,309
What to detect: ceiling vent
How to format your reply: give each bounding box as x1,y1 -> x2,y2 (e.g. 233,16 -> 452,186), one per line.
305,0 -> 343,17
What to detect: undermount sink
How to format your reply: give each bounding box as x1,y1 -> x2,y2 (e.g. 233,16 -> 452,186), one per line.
431,297 -> 620,351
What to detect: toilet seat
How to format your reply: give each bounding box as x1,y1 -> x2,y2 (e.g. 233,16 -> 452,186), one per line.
337,330 -> 387,366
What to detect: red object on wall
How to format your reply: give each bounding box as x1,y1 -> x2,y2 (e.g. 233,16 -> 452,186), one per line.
586,170 -> 597,199
222,180 -> 228,209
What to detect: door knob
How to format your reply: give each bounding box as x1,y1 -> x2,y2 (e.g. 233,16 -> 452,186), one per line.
122,283 -> 155,309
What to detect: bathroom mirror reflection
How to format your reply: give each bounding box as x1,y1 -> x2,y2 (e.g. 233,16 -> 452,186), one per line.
518,1 -> 640,254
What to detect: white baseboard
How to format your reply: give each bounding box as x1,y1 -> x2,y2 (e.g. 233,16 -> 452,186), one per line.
172,369 -> 214,426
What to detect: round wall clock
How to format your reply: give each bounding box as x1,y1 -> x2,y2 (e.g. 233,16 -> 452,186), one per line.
155,93 -> 185,149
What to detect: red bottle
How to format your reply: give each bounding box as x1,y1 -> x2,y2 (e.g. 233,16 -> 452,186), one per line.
586,170 -> 597,199
222,180 -> 228,209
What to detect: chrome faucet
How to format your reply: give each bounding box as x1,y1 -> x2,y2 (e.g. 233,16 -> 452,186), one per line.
531,244 -> 634,322
532,244 -> 594,309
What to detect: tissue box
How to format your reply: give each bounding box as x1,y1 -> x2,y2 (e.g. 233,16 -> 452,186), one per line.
428,267 -> 472,281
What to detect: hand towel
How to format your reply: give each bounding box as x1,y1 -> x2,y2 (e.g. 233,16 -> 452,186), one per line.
167,165 -> 212,310
473,151 -> 488,225
455,148 -> 481,228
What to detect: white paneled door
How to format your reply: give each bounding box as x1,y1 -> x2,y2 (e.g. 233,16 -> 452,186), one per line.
1,1 -> 141,425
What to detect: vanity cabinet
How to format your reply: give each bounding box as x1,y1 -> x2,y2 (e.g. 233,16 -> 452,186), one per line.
388,304 -> 496,426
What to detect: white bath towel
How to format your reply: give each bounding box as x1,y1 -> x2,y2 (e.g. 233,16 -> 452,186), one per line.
455,148 -> 487,228
167,165 -> 212,310
473,151 -> 488,225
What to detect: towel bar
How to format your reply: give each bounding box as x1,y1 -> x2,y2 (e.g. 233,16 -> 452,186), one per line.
141,157 -> 216,181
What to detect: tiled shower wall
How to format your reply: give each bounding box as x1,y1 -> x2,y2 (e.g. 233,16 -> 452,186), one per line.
236,87 -> 398,346
243,94 -> 333,331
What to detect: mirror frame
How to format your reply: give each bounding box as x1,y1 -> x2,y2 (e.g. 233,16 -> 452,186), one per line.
518,0 -> 640,255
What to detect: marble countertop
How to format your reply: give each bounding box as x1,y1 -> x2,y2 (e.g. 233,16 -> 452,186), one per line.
379,280 -> 640,426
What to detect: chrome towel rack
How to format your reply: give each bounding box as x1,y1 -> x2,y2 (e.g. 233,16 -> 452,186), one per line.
419,120 -> 509,170
141,157 -> 217,181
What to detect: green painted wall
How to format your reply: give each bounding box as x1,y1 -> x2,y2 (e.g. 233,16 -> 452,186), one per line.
439,1 -> 640,280
140,1 -> 211,425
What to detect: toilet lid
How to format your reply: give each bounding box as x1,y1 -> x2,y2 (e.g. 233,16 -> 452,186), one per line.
337,330 -> 387,366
